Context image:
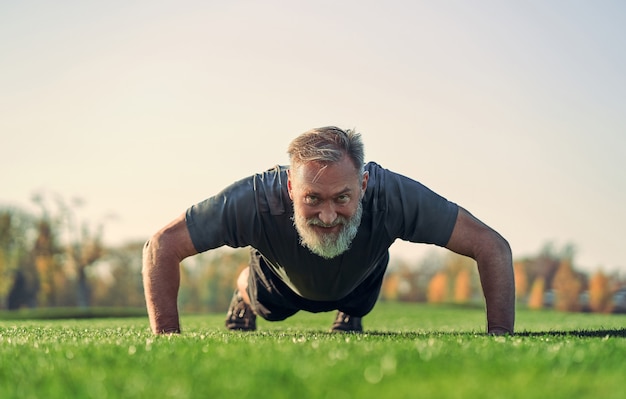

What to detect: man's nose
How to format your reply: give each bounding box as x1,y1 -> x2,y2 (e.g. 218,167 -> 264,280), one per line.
318,202 -> 337,225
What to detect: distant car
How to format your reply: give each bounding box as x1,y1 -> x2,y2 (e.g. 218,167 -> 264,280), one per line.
613,288 -> 626,313
579,291 -> 589,307
543,290 -> 555,308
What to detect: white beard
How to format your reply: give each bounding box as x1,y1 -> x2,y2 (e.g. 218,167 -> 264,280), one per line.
292,201 -> 363,259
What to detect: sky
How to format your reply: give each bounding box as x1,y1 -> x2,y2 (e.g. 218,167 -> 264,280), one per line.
1,0 -> 625,274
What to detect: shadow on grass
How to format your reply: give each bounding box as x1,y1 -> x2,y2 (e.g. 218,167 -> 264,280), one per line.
263,329 -> 488,338
264,328 -> 626,339
516,328 -> 626,338
361,329 -> 626,339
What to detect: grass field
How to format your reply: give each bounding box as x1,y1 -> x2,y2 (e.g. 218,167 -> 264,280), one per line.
1,302 -> 625,399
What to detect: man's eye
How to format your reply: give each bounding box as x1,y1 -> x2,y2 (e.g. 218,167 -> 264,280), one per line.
336,195 -> 350,204
304,195 -> 318,204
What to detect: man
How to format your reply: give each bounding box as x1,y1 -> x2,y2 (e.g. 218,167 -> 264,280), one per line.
142,127 -> 514,335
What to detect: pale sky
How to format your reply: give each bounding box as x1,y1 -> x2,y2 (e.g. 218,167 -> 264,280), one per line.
1,1 -> 625,273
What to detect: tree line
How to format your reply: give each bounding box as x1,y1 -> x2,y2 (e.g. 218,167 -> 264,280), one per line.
1,201 -> 624,313
381,243 -> 626,314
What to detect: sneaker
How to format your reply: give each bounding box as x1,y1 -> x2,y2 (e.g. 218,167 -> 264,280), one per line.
225,290 -> 257,331
330,311 -> 363,333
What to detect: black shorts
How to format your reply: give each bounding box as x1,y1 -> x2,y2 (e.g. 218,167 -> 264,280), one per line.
246,248 -> 389,321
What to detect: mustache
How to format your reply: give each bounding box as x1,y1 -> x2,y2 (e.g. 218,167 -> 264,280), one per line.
306,217 -> 347,228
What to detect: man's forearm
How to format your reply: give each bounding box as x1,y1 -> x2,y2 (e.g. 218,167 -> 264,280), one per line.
477,241 -> 515,334
142,239 -> 182,334
142,213 -> 198,334
444,208 -> 515,334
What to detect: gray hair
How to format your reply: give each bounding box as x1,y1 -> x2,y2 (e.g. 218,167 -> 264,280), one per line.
287,126 -> 365,172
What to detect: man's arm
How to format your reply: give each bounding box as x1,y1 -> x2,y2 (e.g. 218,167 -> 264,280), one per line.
445,207 -> 515,335
142,213 -> 198,334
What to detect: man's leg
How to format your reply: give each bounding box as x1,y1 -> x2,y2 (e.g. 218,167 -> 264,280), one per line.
226,249 -> 301,330
225,267 -> 257,331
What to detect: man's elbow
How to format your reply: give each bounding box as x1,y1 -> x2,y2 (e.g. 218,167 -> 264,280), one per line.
477,229 -> 512,264
494,231 -> 512,259
143,229 -> 178,266
142,236 -> 156,272
143,216 -> 197,270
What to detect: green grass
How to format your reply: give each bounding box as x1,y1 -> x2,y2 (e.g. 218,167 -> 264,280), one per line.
1,302 -> 625,399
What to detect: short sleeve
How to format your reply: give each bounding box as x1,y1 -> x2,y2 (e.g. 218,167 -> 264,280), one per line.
366,163 -> 459,246
185,176 -> 258,253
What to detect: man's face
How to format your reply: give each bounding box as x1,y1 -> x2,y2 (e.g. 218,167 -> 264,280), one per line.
288,155 -> 369,259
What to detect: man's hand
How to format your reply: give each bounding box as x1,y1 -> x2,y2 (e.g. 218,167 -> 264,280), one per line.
488,327 -> 513,336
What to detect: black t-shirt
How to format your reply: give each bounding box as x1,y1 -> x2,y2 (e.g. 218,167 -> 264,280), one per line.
186,162 -> 458,301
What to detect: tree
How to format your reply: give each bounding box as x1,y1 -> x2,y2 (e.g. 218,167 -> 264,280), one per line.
394,262 -> 422,302
588,271 -> 613,313
90,241 -> 145,308
178,248 -> 249,312
443,252 -> 477,304
552,259 -> 583,312
513,261 -> 529,302
28,193 -> 107,307
33,217 -> 65,306
427,272 -> 449,303
520,242 -> 582,311
528,277 -> 545,310
453,267 -> 472,303
380,270 -> 400,301
0,209 -> 36,309
65,224 -> 104,307
57,197 -> 106,307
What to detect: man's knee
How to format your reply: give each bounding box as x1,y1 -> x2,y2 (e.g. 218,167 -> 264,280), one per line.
236,267 -> 251,304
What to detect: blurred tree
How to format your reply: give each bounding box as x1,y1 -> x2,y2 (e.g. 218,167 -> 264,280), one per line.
58,197 -> 105,307
443,252 -> 478,304
427,272 -> 449,303
0,209 -> 35,309
552,259 -> 583,312
395,262 -> 421,302
588,270 -> 614,313
32,217 -> 65,306
382,251 -> 478,304
65,224 -> 104,307
528,277 -> 545,310
453,267 -> 472,303
90,241 -> 145,307
380,269 -> 400,301
513,261 -> 529,302
0,208 -> 42,309
521,242 -> 564,291
178,248 -> 249,312
516,242 -> 581,310
179,260 -> 202,312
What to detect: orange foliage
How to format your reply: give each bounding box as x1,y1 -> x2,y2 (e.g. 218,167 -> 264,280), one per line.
588,271 -> 614,313
513,261 -> 528,300
528,277 -> 545,310
453,268 -> 471,303
427,272 -> 449,303
381,272 -> 400,301
552,260 -> 583,312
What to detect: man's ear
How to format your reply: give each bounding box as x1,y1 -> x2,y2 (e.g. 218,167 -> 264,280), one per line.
361,171 -> 369,198
287,168 -> 294,199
